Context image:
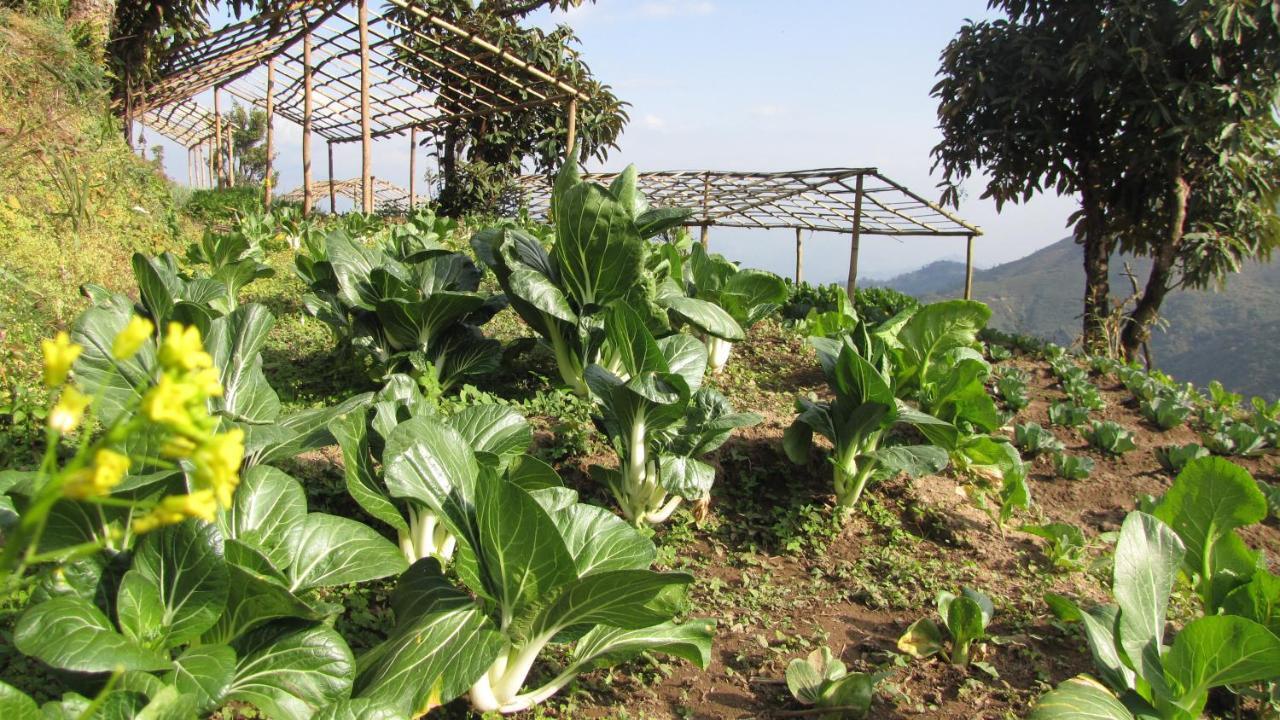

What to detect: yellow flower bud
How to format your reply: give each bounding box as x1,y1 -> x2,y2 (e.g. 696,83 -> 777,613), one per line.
159,323 -> 213,372
141,374 -> 200,431
189,367 -> 224,398
130,489 -> 219,534
41,332 -> 82,387
48,386 -> 91,434
64,449 -> 130,499
112,316 -> 154,360
192,428 -> 245,508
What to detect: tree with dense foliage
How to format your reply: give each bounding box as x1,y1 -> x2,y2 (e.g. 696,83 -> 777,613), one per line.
390,0 -> 625,216
932,0 -> 1280,356
225,102 -> 274,187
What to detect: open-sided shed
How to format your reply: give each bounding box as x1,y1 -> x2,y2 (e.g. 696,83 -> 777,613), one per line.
514,168 -> 984,299
135,0 -> 591,214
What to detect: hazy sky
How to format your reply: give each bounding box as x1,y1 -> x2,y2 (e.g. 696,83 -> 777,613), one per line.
151,0 -> 1079,283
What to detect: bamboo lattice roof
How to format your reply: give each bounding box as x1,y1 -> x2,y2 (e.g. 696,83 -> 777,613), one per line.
515,169 -> 982,237
279,177 -> 409,210
140,98 -> 217,146
136,0 -> 592,146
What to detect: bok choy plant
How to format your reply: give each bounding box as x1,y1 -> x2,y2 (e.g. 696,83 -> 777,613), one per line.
1033,506 -> 1280,719
651,240 -> 788,373
586,305 -> 760,525
471,161 -> 695,395
331,375 -> 553,563
296,219 -> 504,389
783,332 -> 951,515
349,414 -> 713,715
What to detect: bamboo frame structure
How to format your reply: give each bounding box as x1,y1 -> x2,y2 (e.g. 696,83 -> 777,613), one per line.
515,168 -> 984,298
280,177 -> 409,212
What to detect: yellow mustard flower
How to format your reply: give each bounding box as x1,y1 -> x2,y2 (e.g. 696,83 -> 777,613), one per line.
41,332 -> 82,387
159,323 -> 213,372
112,316 -> 154,360
48,386 -> 91,434
141,374 -> 201,431
131,489 -> 219,533
63,449 -> 130,499
160,435 -> 199,460
192,428 -> 245,508
189,367 -> 224,398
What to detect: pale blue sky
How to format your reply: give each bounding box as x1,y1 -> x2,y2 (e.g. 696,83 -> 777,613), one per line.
151,0 -> 1078,282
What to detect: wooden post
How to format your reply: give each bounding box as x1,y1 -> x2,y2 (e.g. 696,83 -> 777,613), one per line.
964,235 -> 975,300
328,141 -> 337,213
565,98 -> 578,162
794,228 -> 803,284
264,60 -> 275,209
302,32 -> 314,217
699,224 -> 709,249
226,128 -> 235,187
408,127 -> 417,212
359,0 -> 373,214
213,87 -> 223,189
845,173 -> 864,300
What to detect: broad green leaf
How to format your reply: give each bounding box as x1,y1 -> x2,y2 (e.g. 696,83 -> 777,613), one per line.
1113,512 -> 1184,693
133,252 -> 182,325
328,410 -> 407,533
635,207 -> 692,238
202,559 -> 328,644
897,618 -> 943,658
551,177 -> 646,307
384,416 -> 481,554
507,266 -> 578,324
313,699 -> 404,720
1152,457 -> 1266,608
1029,675 -> 1136,720
530,569 -> 694,637
663,296 -> 745,341
895,300 -> 991,389
71,300 -> 159,425
287,513 -> 408,592
786,657 -> 825,704
656,334 -> 708,392
606,302 -> 667,377
117,521 -> 228,649
15,596 -> 171,672
223,465 -> 307,570
0,680 -> 40,720
354,563 -> 503,713
571,620 -> 715,676
657,455 -> 715,501
1220,569 -> 1280,635
226,625 -> 355,720
475,477 -> 577,619
168,644 -> 236,713
448,404 -> 532,469
552,502 -> 656,576
1163,616 -> 1280,715
873,445 -> 949,479
206,305 -> 281,423
1044,595 -> 1135,693
945,596 -> 986,664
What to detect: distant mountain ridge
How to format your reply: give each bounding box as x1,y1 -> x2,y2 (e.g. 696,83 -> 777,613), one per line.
876,237 -> 1280,398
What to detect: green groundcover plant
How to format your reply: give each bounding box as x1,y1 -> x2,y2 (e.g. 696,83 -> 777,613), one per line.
785,647 -> 885,719
897,587 -> 995,667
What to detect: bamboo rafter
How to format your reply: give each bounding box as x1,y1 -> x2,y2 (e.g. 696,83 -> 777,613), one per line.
278,177 -> 409,211
132,0 -> 593,144
514,169 -> 983,237
140,97 -> 216,147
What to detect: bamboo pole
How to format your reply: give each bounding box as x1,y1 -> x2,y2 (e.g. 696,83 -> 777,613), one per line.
845,173 -> 864,300
227,128 -> 236,187
964,235 -> 975,300
565,98 -> 577,162
302,31 -> 314,217
700,224 -> 709,249
359,0 -> 373,214
328,141 -> 337,213
264,60 -> 275,209
408,127 -> 417,212
213,87 -> 223,189
794,228 -> 803,284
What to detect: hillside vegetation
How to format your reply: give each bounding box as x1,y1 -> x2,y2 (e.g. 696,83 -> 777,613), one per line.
878,238 -> 1280,397
0,10 -> 188,400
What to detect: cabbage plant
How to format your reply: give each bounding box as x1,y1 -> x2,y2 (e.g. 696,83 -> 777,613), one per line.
471,162 -> 694,395
785,647 -> 884,718
897,587 -> 995,667
783,333 -> 951,514
349,414 -> 713,715
297,223 -> 503,389
331,376 -> 551,563
185,225 -> 275,300
586,305 -> 759,525
1033,509 -> 1280,719
7,466 -> 407,718
652,241 -> 787,373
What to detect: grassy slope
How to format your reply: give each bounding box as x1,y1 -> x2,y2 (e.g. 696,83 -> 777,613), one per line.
0,10 -> 189,395
878,238 -> 1280,397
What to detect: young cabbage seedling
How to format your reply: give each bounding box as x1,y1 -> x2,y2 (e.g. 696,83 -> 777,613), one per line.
1052,452 -> 1094,480
1014,422 -> 1065,456
897,587 -> 995,667
1086,421 -> 1137,455
785,647 -> 885,719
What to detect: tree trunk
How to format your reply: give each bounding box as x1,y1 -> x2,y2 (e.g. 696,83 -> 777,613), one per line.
66,0 -> 116,59
1120,176 -> 1190,362
1078,178 -> 1112,353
